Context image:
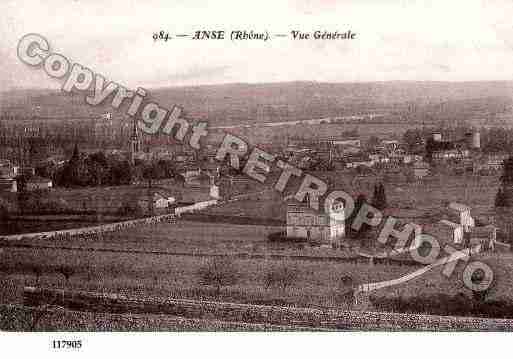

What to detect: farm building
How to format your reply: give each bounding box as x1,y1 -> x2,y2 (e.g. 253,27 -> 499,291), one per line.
432,149 -> 470,161
137,192 -> 175,210
469,225 -> 497,251
333,138 -> 361,155
286,200 -> 345,244
412,160 -> 430,179
473,153 -> 508,173
425,220 -> 464,245
181,169 -> 220,200
0,160 -> 18,179
402,154 -> 423,164
345,154 -> 373,168
333,138 -> 361,147
381,139 -> 400,151
0,178 -> 17,192
25,176 -> 53,191
445,202 -> 475,232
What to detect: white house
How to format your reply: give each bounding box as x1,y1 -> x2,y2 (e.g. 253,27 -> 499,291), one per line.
138,193 -> 175,210
25,177 -> 53,191
447,202 -> 475,232
286,200 -> 345,244
469,225 -> 497,251
0,178 -> 17,192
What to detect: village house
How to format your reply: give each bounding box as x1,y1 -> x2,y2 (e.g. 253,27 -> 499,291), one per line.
402,154 -> 423,164
369,153 -> 390,165
344,154 -> 374,168
412,160 -> 430,179
381,139 -> 400,151
0,160 -> 18,179
432,148 -> 470,161
0,160 -> 18,192
181,169 -> 220,200
286,200 -> 345,244
473,153 -> 508,174
333,138 -> 361,155
0,178 -> 17,192
469,225 -> 497,251
446,202 -> 475,232
137,192 -> 175,211
25,176 -> 53,191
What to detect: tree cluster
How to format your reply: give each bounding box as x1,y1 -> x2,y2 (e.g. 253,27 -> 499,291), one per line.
54,145 -> 176,188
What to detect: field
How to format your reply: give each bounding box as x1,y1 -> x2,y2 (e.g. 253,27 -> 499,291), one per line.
1,168 -> 512,327
0,305 -> 318,331
0,241 -> 415,310
203,169 -> 501,225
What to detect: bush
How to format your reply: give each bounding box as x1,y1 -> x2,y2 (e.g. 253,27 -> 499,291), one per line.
340,275 -> 354,287
264,265 -> 298,292
197,257 -> 240,296
117,201 -> 142,217
56,265 -> 75,285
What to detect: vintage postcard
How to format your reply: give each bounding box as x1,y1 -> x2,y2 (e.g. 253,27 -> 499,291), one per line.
1,0 -> 513,356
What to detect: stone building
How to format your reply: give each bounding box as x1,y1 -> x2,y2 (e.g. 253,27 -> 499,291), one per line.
469,225 -> 497,251
286,200 -> 345,244
446,202 -> 475,232
412,160 -> 430,179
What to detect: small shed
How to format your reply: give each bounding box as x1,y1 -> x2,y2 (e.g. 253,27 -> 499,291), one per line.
413,161 -> 430,179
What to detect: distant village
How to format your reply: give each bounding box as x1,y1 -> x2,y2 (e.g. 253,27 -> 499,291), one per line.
0,113 -> 512,254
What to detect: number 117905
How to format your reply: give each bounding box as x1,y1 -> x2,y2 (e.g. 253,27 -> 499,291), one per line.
52,340 -> 82,350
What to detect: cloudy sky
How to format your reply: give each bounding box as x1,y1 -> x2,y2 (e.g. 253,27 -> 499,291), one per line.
2,0 -> 513,90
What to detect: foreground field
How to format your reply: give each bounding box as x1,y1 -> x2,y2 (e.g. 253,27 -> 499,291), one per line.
0,304 -> 316,331
0,244 -> 414,310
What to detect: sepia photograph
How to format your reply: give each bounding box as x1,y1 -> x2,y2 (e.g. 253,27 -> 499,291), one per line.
1,0 -> 513,356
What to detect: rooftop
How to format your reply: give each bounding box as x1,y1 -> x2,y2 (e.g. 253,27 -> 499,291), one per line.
449,202 -> 471,212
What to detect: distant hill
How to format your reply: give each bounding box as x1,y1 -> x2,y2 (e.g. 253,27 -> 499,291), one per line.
2,81 -> 513,125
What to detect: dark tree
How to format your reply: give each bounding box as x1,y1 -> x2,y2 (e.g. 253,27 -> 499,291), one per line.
495,187 -> 507,208
264,265 -> 298,292
371,183 -> 388,211
496,156 -> 513,207
346,194 -> 371,238
197,257 -> 239,296
380,183 -> 387,208
500,157 -> 513,185
425,137 -> 435,162
57,143 -> 91,187
56,265 -> 75,286
366,136 -> 380,150
403,129 -> 423,152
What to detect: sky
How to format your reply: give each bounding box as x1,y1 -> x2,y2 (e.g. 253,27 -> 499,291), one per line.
2,0 -> 513,90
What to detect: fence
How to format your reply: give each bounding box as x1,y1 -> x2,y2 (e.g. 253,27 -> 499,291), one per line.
356,244 -> 482,295
0,200 -> 218,242
22,286 -> 513,331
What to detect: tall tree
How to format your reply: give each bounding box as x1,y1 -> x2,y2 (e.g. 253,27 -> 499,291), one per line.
372,183 -> 387,210
403,129 -> 423,152
495,187 -> 507,208
495,156 -> 513,207
347,194 -> 371,239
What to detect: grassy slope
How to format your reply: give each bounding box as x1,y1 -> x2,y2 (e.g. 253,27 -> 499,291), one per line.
0,244 -> 415,310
